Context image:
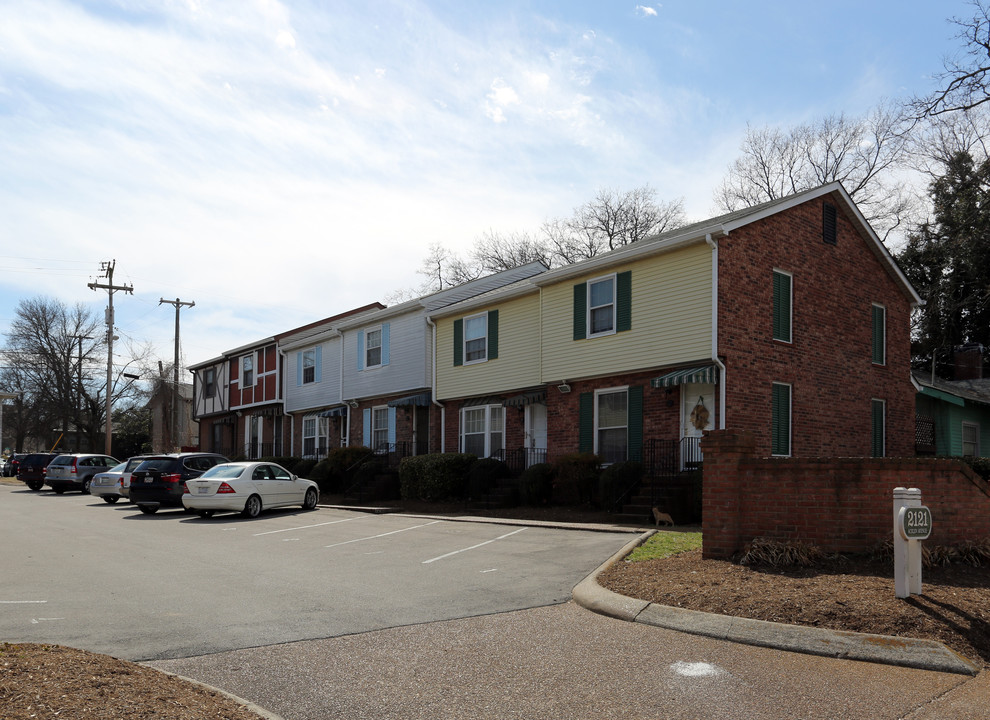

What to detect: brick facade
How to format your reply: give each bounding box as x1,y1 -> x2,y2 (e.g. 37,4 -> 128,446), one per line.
702,431 -> 990,559
717,194 -> 916,457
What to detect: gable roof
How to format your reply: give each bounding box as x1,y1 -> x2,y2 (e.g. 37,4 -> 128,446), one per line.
914,370 -> 990,408
532,182 -> 922,305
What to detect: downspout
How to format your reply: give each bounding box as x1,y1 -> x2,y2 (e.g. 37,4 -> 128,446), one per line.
340,330 -> 351,447
706,233 -> 727,430
425,315 -> 445,453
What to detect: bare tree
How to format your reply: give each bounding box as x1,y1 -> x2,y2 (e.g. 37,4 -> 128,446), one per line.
714,106 -> 913,241
416,243 -> 483,295
911,1 -> 990,118
470,229 -> 553,274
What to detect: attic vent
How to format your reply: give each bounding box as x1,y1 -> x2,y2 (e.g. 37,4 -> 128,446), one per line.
823,202 -> 837,245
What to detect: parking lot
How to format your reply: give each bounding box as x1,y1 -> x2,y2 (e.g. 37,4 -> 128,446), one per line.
0,483 -> 634,661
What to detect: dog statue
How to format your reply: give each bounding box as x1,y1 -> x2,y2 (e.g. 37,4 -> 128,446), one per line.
652,507 -> 674,527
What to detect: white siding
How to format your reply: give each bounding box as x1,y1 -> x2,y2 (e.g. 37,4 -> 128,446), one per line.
342,312 -> 432,400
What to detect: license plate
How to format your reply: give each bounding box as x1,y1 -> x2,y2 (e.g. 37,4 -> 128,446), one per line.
198,487 -> 210,494
144,477 -> 152,483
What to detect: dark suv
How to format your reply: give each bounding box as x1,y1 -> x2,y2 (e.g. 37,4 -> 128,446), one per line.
129,453 -> 229,514
17,453 -> 59,491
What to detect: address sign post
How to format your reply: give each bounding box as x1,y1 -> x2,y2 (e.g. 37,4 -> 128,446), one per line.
892,487 -> 932,599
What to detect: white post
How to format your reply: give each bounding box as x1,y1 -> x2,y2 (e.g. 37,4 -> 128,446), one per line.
893,487 -> 923,599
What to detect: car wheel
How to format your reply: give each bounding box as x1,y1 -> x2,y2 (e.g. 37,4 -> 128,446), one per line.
242,494 -> 262,518
303,488 -> 318,511
103,496 -> 119,504
27,481 -> 43,491
196,510 -> 215,518
138,505 -> 158,515
54,487 -> 65,495
82,478 -> 92,494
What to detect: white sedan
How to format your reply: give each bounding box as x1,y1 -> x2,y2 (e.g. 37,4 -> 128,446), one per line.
182,461 -> 320,518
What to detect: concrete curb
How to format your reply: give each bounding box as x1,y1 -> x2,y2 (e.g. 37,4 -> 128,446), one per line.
150,667 -> 288,720
572,531 -> 981,677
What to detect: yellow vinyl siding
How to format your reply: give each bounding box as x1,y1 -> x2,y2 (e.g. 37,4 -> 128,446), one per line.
542,244 -> 712,380
437,293 -> 542,400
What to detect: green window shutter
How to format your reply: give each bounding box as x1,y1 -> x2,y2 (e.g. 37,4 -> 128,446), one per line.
453,319 -> 463,367
573,283 -> 587,340
627,385 -> 643,462
488,309 -> 499,360
579,392 -> 594,453
771,383 -> 791,456
773,271 -> 792,343
871,400 -> 885,457
616,271 -> 632,332
872,305 -> 885,365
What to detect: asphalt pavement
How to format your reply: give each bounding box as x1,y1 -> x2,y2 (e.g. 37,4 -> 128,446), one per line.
149,514 -> 990,720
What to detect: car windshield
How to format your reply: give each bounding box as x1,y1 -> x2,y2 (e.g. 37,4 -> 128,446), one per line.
50,455 -> 73,465
199,465 -> 247,480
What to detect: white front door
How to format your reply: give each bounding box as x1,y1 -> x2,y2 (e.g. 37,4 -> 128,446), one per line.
524,403 -> 548,467
680,383 -> 715,467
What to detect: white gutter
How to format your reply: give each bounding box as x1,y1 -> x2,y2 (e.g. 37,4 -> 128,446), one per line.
706,233 -> 727,430
425,315 -> 445,452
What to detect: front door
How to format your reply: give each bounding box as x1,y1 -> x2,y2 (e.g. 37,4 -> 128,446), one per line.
680,383 -> 715,468
524,403 -> 548,467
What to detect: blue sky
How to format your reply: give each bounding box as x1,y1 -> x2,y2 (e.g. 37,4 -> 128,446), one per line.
0,0 -> 974,379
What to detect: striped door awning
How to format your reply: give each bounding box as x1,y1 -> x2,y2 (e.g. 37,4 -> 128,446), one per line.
387,392 -> 432,407
650,365 -> 718,388
318,406 -> 348,418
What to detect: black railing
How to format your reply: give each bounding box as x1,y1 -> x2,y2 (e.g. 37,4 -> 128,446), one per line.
493,448 -> 548,475
642,437 -> 703,511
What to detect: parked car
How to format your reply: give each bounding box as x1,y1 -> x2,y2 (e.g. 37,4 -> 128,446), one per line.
88,455 -> 152,504
129,453 -> 229,514
3,453 -> 28,477
44,453 -> 119,494
183,461 -> 320,518
17,453 -> 59,491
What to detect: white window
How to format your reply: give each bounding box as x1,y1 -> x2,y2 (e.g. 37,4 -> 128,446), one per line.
242,354 -> 254,387
962,422 -> 980,457
303,417 -> 317,457
464,313 -> 488,364
460,405 -> 504,458
595,388 -> 628,463
372,406 -> 389,451
302,349 -> 316,384
303,416 -> 328,458
366,328 -> 382,368
588,275 -> 616,337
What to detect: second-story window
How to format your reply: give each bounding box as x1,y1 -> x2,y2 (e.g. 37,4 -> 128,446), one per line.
302,349 -> 316,384
872,304 -> 886,365
588,275 -> 616,336
204,368 -> 215,398
242,355 -> 254,387
464,313 -> 488,363
366,328 -> 382,368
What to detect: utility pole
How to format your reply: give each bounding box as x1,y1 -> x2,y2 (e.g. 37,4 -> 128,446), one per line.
159,298 -> 194,451
88,260 -> 133,455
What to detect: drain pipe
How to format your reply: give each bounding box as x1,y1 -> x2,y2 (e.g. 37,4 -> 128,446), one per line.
426,315 -> 445,452
706,233 -> 727,430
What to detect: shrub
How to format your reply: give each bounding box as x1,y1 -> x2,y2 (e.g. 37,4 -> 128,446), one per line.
963,456 -> 990,482
323,446 -> 375,493
308,459 -> 334,494
292,458 -> 318,479
466,458 -> 513,501
552,453 -> 601,505
598,461 -> 644,510
399,453 -> 476,501
518,463 -> 555,506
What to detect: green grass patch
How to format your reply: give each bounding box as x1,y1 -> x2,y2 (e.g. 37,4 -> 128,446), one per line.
625,531 -> 702,562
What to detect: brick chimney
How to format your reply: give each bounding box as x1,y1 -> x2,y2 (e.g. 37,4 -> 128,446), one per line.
954,343 -> 985,380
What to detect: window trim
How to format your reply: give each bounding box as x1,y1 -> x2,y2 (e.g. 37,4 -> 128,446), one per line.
365,326 -> 384,369
302,348 -> 317,385
203,367 -> 216,398
962,421 -> 980,457
772,269 -> 793,344
463,312 -> 488,365
371,405 -> 390,452
459,404 -> 505,458
771,382 -> 792,457
872,303 -> 886,366
587,273 -> 617,339
594,386 -> 629,463
241,354 -> 255,388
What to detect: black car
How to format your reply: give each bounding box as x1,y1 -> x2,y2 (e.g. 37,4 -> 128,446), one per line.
17,453 -> 59,491
3,453 -> 28,477
129,453 -> 229,514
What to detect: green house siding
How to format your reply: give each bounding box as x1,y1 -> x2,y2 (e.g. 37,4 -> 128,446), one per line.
916,393 -> 990,458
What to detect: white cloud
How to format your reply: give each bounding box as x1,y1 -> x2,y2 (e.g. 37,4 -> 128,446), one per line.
636,6 -> 658,18
276,30 -> 296,49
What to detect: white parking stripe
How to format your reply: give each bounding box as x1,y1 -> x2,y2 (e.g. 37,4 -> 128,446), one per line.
325,520 -> 442,548
253,516 -> 364,537
0,600 -> 47,604
422,527 -> 527,564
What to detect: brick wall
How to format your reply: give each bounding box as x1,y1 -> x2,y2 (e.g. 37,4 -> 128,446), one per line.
717,192 -> 916,457
702,430 -> 990,559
